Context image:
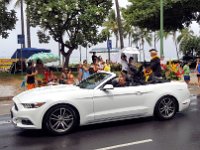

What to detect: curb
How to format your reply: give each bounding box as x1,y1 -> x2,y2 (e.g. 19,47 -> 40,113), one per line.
0,96 -> 13,101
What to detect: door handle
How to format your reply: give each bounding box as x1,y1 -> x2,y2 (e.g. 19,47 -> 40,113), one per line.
135,91 -> 142,95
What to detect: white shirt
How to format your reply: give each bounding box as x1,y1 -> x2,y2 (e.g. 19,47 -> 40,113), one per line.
121,60 -> 128,71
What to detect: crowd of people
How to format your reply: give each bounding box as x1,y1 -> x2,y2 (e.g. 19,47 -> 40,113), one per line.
24,49 -> 200,90
25,52 -> 111,90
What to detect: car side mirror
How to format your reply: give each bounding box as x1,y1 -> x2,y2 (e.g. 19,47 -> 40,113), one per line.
102,84 -> 114,91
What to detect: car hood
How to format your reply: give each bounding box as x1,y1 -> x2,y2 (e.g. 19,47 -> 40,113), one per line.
13,84 -> 88,103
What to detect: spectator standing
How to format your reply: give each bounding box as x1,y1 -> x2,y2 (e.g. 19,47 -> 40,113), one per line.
26,60 -> 37,90
104,59 -> 111,72
66,68 -> 74,84
183,61 -> 191,84
195,58 -> 200,87
93,59 -> 99,73
35,59 -> 46,86
59,68 -> 68,84
92,52 -> 98,64
98,56 -> 104,70
149,49 -> 162,78
121,54 -> 128,74
77,63 -> 83,82
82,60 -> 90,80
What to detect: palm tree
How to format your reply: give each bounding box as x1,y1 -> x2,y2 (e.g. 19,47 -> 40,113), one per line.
103,9 -> 119,48
136,28 -> 152,61
172,31 -> 180,60
177,28 -> 194,44
123,22 -> 133,47
115,0 -> 124,49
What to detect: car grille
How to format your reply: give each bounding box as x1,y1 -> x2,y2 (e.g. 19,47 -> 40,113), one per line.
14,103 -> 18,111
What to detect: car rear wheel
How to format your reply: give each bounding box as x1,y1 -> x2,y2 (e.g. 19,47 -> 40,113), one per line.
155,96 -> 177,120
43,105 -> 79,135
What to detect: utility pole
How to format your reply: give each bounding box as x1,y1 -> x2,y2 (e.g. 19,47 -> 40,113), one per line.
160,0 -> 164,57
115,0 -> 124,49
20,0 -> 25,48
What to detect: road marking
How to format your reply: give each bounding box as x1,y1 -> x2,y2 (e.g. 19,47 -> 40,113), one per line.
0,120 -> 11,125
94,139 -> 153,150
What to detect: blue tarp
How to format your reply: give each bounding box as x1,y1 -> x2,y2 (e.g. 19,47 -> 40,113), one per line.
11,48 -> 51,59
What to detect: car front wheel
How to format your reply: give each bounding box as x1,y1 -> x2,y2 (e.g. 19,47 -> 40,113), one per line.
43,105 -> 79,135
155,96 -> 177,120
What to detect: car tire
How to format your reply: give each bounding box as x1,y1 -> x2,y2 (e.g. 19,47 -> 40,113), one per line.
154,96 -> 178,120
43,104 -> 79,135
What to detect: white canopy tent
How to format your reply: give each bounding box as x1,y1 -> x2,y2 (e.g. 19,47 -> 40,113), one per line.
119,47 -> 141,63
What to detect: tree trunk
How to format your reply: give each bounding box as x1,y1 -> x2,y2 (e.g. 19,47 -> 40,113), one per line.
115,0 -> 124,49
116,34 -> 119,48
63,53 -> 71,68
173,32 -> 179,60
142,38 -> 145,61
20,0 -> 25,48
154,32 -> 157,49
60,44 -> 74,68
128,33 -> 131,47
26,16 -> 31,48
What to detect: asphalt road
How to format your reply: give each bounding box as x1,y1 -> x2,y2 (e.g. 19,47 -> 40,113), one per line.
0,95 -> 199,150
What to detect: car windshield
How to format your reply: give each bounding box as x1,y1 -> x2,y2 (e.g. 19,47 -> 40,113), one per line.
77,73 -> 111,89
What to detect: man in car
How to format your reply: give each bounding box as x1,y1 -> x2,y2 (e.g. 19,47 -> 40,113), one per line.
149,49 -> 162,78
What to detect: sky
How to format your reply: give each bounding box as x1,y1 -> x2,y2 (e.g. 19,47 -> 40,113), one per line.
0,0 -> 200,63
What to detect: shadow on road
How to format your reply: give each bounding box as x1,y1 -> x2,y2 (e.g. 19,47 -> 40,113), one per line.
16,113 -> 188,137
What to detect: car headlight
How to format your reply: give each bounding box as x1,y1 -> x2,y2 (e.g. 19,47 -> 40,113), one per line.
22,102 -> 46,109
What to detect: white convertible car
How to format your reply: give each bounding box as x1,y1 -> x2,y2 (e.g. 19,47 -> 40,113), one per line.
11,72 -> 190,135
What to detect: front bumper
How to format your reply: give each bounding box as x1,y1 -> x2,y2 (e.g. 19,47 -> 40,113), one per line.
11,105 -> 43,129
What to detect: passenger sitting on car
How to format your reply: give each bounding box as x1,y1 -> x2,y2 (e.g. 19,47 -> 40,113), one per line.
115,72 -> 128,87
143,62 -> 153,82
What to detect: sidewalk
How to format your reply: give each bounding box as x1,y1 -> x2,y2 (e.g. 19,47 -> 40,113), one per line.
0,85 -> 16,101
0,73 -> 200,101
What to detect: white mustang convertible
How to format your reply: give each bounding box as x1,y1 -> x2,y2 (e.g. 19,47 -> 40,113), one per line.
11,72 -> 190,135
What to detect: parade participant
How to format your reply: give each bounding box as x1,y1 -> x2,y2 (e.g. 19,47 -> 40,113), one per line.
117,72 -> 128,87
121,53 -> 128,74
143,62 -> 153,82
26,60 -> 37,90
128,57 -> 137,77
149,49 -> 162,78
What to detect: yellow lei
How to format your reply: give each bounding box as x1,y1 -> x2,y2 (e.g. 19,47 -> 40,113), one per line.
144,69 -> 153,82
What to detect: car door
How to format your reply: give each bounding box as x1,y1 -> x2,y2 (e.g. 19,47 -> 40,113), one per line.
93,84 -> 153,121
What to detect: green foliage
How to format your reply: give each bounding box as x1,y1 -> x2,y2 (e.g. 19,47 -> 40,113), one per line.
37,30 -> 50,43
123,0 -> 200,31
179,36 -> 200,55
0,0 -> 17,38
26,0 -> 112,49
102,9 -> 119,47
